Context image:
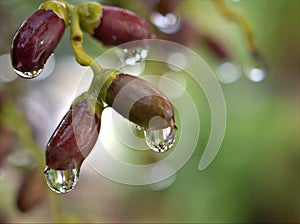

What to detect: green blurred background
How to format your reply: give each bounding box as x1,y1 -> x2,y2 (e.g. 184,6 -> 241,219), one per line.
0,0 -> 299,223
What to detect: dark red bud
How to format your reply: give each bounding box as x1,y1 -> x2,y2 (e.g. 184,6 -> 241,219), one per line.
105,74 -> 175,130
156,0 -> 181,15
204,36 -> 230,60
93,6 -> 153,46
45,95 -> 101,170
16,169 -> 46,212
11,9 -> 65,78
0,126 -> 15,168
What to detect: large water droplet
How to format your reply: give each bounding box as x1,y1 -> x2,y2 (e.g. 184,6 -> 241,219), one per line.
144,126 -> 176,153
14,68 -> 43,79
117,46 -> 149,66
44,167 -> 79,194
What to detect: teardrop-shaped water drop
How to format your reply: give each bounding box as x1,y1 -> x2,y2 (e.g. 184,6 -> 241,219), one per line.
44,167 -> 79,194
243,52 -> 268,83
144,126 -> 176,153
13,68 -> 43,79
118,46 -> 149,66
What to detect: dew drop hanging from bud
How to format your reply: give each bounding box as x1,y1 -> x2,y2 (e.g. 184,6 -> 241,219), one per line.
243,52 -> 268,83
44,167 -> 79,194
144,126 -> 176,153
13,68 -> 43,79
117,46 -> 149,65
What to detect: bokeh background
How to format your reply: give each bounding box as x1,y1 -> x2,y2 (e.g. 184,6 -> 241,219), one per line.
0,0 -> 299,223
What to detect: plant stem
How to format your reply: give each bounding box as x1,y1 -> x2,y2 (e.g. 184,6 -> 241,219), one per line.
214,0 -> 258,54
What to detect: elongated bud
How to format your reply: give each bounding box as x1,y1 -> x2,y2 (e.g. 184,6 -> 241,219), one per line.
0,126 -> 15,168
16,169 -> 46,212
156,0 -> 181,15
45,93 -> 102,194
103,72 -> 175,131
45,93 -> 102,171
80,5 -> 153,46
203,36 -> 230,60
11,1 -> 68,79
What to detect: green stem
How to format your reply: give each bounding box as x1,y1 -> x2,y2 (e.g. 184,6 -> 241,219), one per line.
67,4 -> 113,101
68,4 -> 103,73
214,0 -> 258,54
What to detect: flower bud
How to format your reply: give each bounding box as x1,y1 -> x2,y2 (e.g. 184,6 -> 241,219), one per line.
86,6 -> 153,46
156,0 -> 181,16
45,93 -> 102,171
11,6 -> 67,79
104,72 -> 175,130
16,168 -> 46,212
0,126 -> 15,168
204,36 -> 230,60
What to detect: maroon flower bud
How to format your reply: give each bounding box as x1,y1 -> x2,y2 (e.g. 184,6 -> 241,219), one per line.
203,36 -> 230,60
11,8 -> 66,78
103,72 -> 177,152
44,93 -> 102,194
45,93 -> 102,171
156,0 -> 181,16
91,6 -> 153,46
0,126 -> 15,168
16,169 -> 46,212
104,73 -> 175,130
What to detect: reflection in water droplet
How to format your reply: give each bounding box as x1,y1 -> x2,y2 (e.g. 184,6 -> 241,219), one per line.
150,12 -> 181,34
14,68 -> 43,79
144,126 -> 176,153
44,167 -> 79,194
135,125 -> 143,131
246,68 -> 266,82
117,46 -> 149,66
216,62 -> 241,84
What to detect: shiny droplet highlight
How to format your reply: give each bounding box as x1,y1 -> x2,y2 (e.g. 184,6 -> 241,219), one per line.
13,68 -> 43,79
144,126 -> 176,153
118,46 -> 149,65
44,167 -> 79,194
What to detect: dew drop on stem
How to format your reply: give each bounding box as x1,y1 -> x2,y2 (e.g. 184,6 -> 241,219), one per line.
144,126 -> 176,153
44,166 -> 79,194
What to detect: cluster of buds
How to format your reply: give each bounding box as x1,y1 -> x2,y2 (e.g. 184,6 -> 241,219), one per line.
11,1 -> 177,194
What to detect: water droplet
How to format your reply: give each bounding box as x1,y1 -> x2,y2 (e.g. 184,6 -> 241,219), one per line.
216,62 -> 241,84
150,12 -> 181,34
117,46 -> 150,66
32,54 -> 56,81
245,67 -> 266,82
135,125 -> 143,131
44,167 -> 79,194
243,52 -> 267,83
144,126 -> 176,153
14,68 -> 43,79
